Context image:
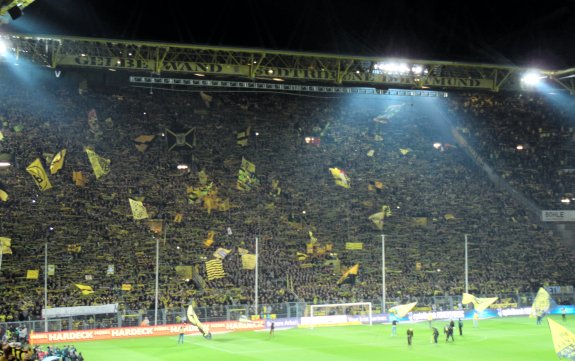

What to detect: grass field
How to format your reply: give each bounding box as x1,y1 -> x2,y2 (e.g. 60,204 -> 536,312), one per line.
70,316 -> 565,361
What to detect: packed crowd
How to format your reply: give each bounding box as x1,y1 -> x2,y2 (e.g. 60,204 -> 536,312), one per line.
448,92 -> 575,209
1,324 -> 84,360
0,68 -> 573,324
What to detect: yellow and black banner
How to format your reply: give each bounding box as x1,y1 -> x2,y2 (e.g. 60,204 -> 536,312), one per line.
26,158 -> 52,191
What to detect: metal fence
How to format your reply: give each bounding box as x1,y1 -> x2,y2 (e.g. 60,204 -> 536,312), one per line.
3,291 -> 573,334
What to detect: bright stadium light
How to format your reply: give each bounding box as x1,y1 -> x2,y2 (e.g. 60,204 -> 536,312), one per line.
561,197 -> 571,204
411,65 -> 423,75
521,71 -> 545,86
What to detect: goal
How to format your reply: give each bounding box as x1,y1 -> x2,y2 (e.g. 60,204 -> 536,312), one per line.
303,302 -> 372,328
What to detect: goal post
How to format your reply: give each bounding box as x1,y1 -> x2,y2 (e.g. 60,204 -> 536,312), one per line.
304,302 -> 372,328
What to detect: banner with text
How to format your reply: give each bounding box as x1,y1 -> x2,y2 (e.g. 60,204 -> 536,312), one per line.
30,320 -> 264,344
541,210 -> 575,222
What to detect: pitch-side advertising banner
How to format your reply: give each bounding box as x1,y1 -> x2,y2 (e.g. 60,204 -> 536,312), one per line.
30,320 -> 264,344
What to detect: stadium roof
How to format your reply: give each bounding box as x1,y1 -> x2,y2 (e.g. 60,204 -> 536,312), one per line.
3,0 -> 575,68
1,1 -> 575,93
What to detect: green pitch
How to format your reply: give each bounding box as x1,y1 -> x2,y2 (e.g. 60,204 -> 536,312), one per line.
71,316 -> 564,361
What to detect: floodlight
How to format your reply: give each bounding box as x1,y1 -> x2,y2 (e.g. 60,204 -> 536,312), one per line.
411,65 -> 423,75
433,142 -> 442,149
561,197 -> 571,204
521,71 -> 544,85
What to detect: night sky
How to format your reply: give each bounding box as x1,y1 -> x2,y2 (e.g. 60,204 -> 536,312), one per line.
4,0 -> 575,69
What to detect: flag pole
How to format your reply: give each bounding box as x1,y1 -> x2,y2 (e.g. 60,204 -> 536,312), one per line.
464,234 -> 469,294
255,236 -> 259,318
154,223 -> 165,326
44,242 -> 48,332
382,234 -> 386,313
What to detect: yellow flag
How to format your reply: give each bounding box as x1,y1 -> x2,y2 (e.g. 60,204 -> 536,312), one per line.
444,213 -> 456,220
27,270 -> 39,279
85,147 -> 110,179
0,189 -> 7,202
1,237 -> 12,255
399,148 -> 411,155
369,205 -> 392,230
238,247 -> 249,255
309,231 -> 318,245
390,302 -> 417,318
200,91 -> 213,108
134,135 -> 155,143
241,157 -> 256,173
26,158 -> 52,191
129,198 -> 149,220
237,157 -> 258,191
67,244 -> 82,253
345,242 -> 363,250
306,242 -> 314,254
462,293 -> 476,305
296,252 -> 308,261
329,168 -> 351,188
72,171 -> 87,187
74,283 -> 94,295
337,263 -> 359,286
205,259 -> 225,280
121,284 -> 132,291
174,213 -> 183,223
241,254 -> 257,270
462,293 -> 498,312
204,231 -> 215,247
237,127 -> 251,147
548,318 -> 575,359
198,169 -> 209,185
50,149 -> 67,174
134,135 -> 155,152
175,265 -> 194,280
531,287 -> 552,318
146,219 -> 164,234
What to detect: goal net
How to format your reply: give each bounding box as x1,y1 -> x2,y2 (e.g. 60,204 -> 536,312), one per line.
302,302 -> 372,328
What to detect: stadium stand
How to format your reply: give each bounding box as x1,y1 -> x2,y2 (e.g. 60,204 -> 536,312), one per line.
0,68 -> 574,327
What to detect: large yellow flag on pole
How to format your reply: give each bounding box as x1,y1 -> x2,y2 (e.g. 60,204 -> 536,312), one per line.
85,147 -> 110,179
26,158 -> 52,191
548,318 -> 575,360
531,287 -> 552,318
389,302 -> 417,318
461,293 -> 498,313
